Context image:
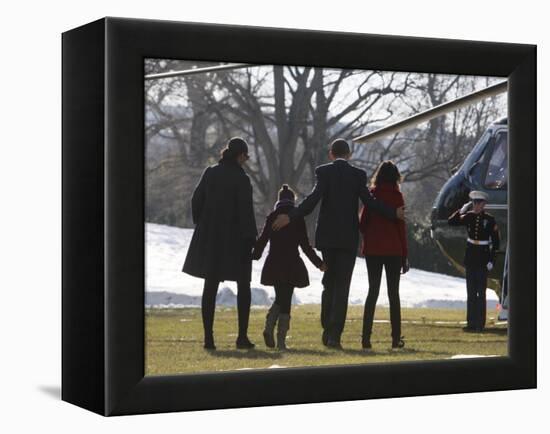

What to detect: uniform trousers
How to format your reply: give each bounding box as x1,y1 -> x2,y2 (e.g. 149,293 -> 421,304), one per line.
465,266 -> 488,330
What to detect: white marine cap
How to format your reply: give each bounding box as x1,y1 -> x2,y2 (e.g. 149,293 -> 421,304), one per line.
469,190 -> 489,201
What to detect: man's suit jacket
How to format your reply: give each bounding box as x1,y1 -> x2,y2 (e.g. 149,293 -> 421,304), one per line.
289,160 -> 396,251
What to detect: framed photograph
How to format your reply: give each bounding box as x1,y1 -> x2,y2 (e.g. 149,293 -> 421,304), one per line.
62,17 -> 536,416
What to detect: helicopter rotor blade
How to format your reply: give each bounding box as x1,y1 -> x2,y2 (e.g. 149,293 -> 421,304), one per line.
353,80 -> 507,144
144,63 -> 259,80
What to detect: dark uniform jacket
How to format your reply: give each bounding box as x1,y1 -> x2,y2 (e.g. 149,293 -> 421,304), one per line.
182,158 -> 257,282
252,204 -> 323,288
448,210 -> 500,268
288,160 -> 397,251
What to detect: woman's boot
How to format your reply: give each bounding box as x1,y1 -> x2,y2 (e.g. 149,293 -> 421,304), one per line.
277,314 -> 291,350
263,304 -> 280,348
236,281 -> 255,349
201,280 -> 217,350
361,334 -> 372,350
204,333 -> 216,350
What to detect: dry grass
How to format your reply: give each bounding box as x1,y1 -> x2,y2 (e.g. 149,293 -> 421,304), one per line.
145,305 -> 508,376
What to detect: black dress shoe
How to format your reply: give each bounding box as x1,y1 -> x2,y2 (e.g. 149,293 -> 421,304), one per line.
462,326 -> 475,332
204,335 -> 216,350
391,336 -> 405,349
326,339 -> 343,350
236,336 -> 255,349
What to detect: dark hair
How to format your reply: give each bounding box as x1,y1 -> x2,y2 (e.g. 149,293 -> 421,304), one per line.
220,137 -> 249,161
278,184 -> 295,201
370,160 -> 402,188
330,139 -> 350,158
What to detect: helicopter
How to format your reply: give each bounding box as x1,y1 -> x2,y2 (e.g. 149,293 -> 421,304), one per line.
353,81 -> 509,321
430,117 -> 508,319
146,64 -> 509,320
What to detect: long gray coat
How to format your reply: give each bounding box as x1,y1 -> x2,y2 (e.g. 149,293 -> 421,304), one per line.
182,158 -> 257,282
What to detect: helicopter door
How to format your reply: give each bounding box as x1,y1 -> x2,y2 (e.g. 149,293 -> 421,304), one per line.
464,131 -> 492,186
481,130 -> 508,231
484,130 -> 508,190
482,129 -> 509,320
463,129 -> 508,210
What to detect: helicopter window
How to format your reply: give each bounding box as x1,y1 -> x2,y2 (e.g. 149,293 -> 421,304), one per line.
484,131 -> 508,189
463,130 -> 491,171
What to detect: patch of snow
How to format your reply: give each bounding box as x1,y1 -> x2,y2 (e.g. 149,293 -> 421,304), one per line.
146,223 -> 498,308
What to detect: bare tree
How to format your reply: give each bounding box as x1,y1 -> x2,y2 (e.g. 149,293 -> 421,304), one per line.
144,61 -> 505,228
351,74 -> 506,184
201,66 -> 412,218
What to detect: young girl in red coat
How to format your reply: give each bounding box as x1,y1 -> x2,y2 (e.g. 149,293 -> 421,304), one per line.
252,185 -> 326,350
359,161 -> 409,350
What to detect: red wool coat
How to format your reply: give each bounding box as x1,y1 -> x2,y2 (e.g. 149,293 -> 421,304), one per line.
359,183 -> 408,258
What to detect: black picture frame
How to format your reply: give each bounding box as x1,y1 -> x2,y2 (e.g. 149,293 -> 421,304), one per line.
62,17 -> 536,416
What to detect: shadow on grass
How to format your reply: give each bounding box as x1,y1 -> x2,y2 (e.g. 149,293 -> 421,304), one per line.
479,328 -> 508,336
208,349 -> 283,360
282,348 -> 336,356
337,347 -> 453,357
430,324 -> 508,334
258,346 -> 453,358
418,338 -> 506,345
206,346 -> 435,358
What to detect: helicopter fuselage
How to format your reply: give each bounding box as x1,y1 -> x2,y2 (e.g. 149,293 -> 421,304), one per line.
431,119 -> 508,291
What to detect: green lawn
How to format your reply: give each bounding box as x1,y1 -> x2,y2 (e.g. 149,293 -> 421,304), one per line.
145,305 -> 508,376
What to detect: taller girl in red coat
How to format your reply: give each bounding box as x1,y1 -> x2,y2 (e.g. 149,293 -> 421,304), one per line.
359,161 -> 409,350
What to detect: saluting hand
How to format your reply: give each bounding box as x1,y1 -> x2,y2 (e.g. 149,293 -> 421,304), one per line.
460,201 -> 472,214
272,214 -> 290,231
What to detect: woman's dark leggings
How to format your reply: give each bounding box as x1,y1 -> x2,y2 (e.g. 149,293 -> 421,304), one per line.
363,255 -> 402,342
274,283 -> 294,314
202,278 -> 251,338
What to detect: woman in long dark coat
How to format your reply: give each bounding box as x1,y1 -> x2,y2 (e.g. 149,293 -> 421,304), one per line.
252,185 -> 326,350
182,137 -> 257,350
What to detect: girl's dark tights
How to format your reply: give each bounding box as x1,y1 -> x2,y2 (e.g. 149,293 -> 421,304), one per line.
274,283 -> 294,314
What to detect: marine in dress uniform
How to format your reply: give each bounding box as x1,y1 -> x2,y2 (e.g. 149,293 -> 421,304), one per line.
448,191 -> 500,332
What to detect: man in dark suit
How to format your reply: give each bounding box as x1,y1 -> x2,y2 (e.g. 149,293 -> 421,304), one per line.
272,139 -> 404,349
